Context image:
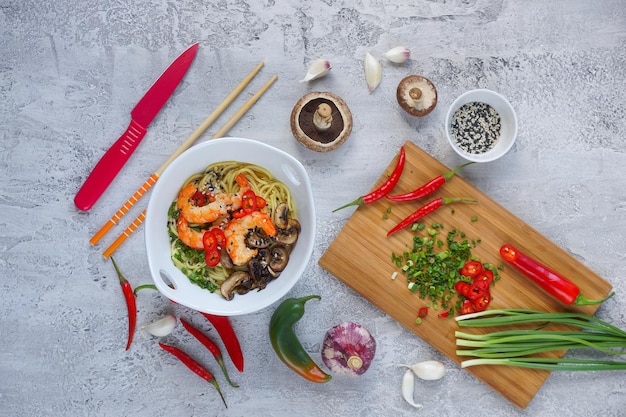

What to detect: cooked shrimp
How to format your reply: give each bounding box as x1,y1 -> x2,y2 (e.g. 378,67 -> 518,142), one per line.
176,215 -> 206,250
177,174 -> 249,224
224,211 -> 277,266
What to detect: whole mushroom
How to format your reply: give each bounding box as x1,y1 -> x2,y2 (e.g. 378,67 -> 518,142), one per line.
290,91 -> 353,152
396,75 -> 438,117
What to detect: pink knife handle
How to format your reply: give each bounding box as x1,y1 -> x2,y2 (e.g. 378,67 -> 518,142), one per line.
74,119 -> 147,211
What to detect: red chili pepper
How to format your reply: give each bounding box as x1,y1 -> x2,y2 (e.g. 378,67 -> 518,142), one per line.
454,281 -> 472,298
460,260 -> 483,277
387,197 -> 477,237
500,244 -> 615,306
201,313 -> 244,372
467,284 -> 486,301
192,191 -> 207,206
473,270 -> 494,290
205,249 -> 220,267
180,317 -> 239,388
256,195 -> 267,209
387,162 -> 474,202
418,307 -> 428,318
333,146 -> 406,212
460,299 -> 475,315
210,228 -> 226,248
241,189 -> 257,213
159,342 -> 227,408
111,258 -> 136,351
437,311 -> 450,318
202,230 -> 218,252
472,292 -> 491,312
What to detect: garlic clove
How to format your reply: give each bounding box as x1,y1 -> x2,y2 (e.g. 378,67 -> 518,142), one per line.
321,322 -> 376,376
400,360 -> 446,380
299,58 -> 332,82
140,314 -> 177,337
401,369 -> 423,409
383,46 -> 411,64
364,52 -> 382,93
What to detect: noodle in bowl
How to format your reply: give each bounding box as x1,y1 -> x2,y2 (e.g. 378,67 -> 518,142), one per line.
145,138 -> 315,316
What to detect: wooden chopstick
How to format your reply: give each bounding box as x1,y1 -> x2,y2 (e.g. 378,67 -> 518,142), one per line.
102,73 -> 278,259
90,61 -> 265,246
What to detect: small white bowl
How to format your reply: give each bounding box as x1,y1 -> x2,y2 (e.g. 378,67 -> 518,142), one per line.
445,89 -> 518,163
144,138 -> 315,316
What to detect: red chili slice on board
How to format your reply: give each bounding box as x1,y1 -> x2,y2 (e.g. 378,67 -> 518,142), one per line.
473,270 -> 494,291
460,299 -> 476,315
460,260 -> 483,278
467,284 -> 487,301
472,292 -> 491,312
454,281 -> 472,298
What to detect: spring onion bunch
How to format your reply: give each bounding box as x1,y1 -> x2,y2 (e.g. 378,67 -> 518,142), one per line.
455,309 -> 626,371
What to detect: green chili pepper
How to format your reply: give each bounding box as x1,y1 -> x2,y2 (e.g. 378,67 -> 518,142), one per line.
269,295 -> 332,383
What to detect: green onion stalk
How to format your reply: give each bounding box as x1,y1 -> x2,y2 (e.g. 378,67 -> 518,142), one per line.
455,309 -> 626,371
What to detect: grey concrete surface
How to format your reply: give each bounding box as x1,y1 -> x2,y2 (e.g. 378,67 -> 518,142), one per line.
1,1 -> 625,416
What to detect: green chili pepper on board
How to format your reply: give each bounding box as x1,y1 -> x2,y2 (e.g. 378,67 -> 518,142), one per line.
269,295 -> 332,383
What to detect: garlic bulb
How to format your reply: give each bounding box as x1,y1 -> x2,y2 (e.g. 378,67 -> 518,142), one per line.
322,322 -> 376,376
383,46 -> 411,64
140,314 -> 176,337
364,52 -> 382,93
299,58 -> 332,82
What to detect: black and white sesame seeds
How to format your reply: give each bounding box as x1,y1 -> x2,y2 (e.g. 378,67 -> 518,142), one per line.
450,102 -> 501,154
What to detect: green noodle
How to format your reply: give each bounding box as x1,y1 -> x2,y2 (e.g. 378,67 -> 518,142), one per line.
168,161 -> 297,293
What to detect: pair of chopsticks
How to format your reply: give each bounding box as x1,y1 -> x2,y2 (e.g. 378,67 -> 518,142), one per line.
91,62 -> 278,258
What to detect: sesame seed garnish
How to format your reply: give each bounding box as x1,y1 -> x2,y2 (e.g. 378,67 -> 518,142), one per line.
451,102 -> 501,154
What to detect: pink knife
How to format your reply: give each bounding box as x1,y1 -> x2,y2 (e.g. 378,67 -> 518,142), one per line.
74,42 -> 199,211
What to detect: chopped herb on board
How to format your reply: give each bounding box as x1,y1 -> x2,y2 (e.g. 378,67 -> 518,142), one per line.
391,223 -> 498,314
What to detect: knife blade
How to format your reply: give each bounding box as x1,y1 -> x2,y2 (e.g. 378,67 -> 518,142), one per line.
74,42 -> 199,211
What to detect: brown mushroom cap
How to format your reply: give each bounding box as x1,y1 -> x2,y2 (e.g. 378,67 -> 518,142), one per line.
396,75 -> 437,117
290,91 -> 353,152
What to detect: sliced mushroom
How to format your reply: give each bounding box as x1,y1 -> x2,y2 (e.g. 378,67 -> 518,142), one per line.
248,258 -> 272,290
220,271 -> 253,301
256,248 -> 271,268
220,247 -> 234,269
274,218 -> 301,246
268,267 -> 282,280
273,203 -> 290,229
290,91 -> 353,152
246,228 -> 272,249
269,245 -> 290,274
396,75 -> 437,117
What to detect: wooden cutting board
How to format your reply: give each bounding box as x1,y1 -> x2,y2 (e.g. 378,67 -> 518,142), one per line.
319,141 -> 613,408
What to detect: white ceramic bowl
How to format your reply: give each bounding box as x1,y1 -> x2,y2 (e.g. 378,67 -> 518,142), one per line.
144,137 -> 315,316
445,89 -> 518,163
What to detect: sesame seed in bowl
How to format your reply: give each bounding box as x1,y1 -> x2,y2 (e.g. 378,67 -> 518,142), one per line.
445,89 -> 518,163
